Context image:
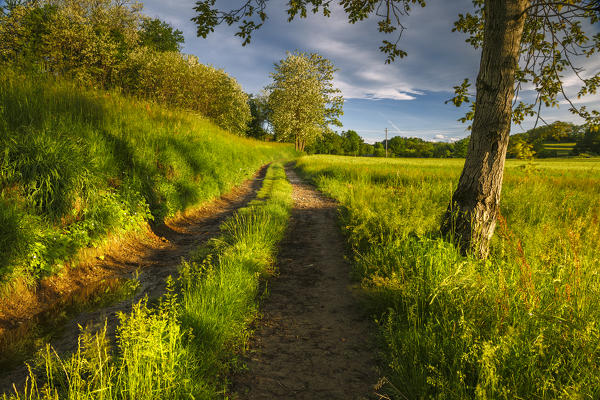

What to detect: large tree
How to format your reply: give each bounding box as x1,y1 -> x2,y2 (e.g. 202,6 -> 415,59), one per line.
139,17 -> 184,52
192,0 -> 600,258
267,51 -> 343,151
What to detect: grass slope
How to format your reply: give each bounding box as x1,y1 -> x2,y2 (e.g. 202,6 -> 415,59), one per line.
296,155 -> 600,399
5,162 -> 292,399
0,69 -> 295,287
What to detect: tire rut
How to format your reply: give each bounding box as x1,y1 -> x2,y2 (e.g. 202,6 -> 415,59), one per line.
0,165 -> 269,393
232,166 -> 378,400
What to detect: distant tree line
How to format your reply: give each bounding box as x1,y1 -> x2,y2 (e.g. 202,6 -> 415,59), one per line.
304,121 -> 598,159
306,130 -> 471,158
507,121 -> 600,159
0,0 -> 250,135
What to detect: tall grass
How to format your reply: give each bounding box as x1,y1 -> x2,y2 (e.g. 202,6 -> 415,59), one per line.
296,155 -> 600,399
0,68 -> 296,286
4,162 -> 293,399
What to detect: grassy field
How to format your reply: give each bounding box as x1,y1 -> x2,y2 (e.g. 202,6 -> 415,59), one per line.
0,69 -> 295,289
5,162 -> 292,400
296,155 -> 600,399
542,142 -> 576,156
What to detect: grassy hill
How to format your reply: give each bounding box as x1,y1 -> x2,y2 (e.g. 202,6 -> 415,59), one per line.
0,69 -> 296,288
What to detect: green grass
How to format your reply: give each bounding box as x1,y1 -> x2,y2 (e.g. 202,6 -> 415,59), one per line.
4,162 -> 293,400
295,155 -> 600,399
0,68 -> 296,287
542,142 -> 576,156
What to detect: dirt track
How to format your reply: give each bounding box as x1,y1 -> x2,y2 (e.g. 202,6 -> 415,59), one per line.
0,165 -> 268,393
1,164 -> 379,398
232,166 -> 378,399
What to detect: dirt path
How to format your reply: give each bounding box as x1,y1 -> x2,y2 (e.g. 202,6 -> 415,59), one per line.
0,166 -> 268,393
232,166 -> 378,399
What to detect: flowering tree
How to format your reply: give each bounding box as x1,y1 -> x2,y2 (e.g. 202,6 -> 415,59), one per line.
268,51 -> 343,151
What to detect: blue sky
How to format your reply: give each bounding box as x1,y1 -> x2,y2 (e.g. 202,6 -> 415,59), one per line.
140,0 -> 599,143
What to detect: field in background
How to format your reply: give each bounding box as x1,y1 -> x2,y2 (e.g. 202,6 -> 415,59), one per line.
0,69 -> 296,289
542,142 -> 576,156
296,155 -> 600,399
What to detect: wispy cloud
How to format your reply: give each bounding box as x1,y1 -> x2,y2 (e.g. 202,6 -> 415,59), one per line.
141,0 -> 599,140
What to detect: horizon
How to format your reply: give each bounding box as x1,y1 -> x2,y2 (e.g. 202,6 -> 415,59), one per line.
140,0 -> 599,144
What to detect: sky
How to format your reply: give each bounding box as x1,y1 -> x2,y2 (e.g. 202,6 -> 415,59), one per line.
140,0 -> 600,144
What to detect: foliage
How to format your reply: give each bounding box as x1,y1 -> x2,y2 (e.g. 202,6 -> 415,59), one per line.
246,93 -> 272,140
139,17 -> 184,52
296,155 -> 600,399
450,0 -> 600,130
0,0 -> 251,134
120,49 -> 251,135
0,69 -> 295,286
573,127 -> 600,156
308,131 -> 473,158
341,130 -> 362,155
510,138 -> 536,160
4,163 -> 292,400
192,0 -> 426,63
268,51 -> 343,151
506,121 -> 592,158
42,0 -> 140,86
306,129 -> 346,155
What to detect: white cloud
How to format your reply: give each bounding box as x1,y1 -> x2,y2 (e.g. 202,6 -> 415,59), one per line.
337,80 -> 418,100
140,0 -> 598,141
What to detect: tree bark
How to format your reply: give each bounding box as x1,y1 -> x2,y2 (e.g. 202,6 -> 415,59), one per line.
441,0 -> 528,259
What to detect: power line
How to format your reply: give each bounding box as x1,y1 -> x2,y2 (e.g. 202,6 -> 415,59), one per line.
385,127 -> 388,158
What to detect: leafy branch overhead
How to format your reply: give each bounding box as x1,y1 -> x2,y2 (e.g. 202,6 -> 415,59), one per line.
192,0 -> 426,63
450,0 -> 600,130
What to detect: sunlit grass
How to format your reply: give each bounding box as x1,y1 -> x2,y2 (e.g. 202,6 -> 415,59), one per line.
296,155 -> 600,399
4,163 -> 292,400
0,68 -> 296,287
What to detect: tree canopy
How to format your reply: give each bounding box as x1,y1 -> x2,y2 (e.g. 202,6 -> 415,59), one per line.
0,0 -> 251,135
449,0 -> 599,130
267,51 -> 343,151
139,17 -> 185,53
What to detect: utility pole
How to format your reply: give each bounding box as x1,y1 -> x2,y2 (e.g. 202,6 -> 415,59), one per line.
385,128 -> 388,158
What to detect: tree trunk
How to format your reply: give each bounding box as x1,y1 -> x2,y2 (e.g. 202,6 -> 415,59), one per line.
441,0 -> 528,259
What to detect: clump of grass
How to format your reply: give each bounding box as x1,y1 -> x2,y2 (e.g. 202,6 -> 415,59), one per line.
0,68 -> 296,287
4,163 -> 292,399
296,155 -> 600,399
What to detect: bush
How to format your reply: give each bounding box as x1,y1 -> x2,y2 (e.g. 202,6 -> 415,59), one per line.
0,0 -> 251,134
120,49 -> 251,135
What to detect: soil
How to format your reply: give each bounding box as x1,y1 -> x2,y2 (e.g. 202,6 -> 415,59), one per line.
0,165 -> 269,393
231,166 -> 379,400
0,164 -> 380,399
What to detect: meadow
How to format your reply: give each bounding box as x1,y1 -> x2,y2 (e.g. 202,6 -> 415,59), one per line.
4,162 -> 292,400
541,142 -> 576,157
296,155 -> 600,399
0,69 -> 295,289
